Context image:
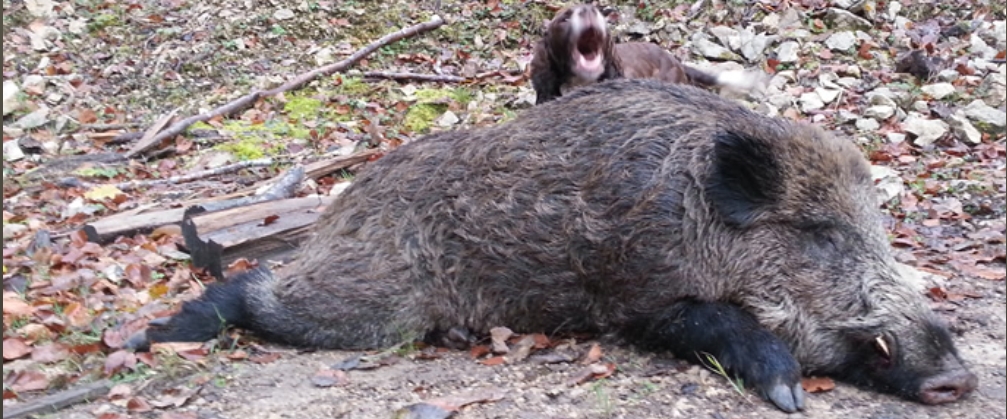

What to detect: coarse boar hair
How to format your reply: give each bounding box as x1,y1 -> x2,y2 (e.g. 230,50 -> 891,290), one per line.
133,79 -> 978,413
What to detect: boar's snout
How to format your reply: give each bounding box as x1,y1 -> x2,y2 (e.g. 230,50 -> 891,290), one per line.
919,369 -> 978,405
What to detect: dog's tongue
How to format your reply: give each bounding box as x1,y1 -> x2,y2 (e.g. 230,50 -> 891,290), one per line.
576,52 -> 602,74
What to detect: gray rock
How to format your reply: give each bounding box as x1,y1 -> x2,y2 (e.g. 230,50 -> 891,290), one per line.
866,87 -> 900,107
937,69 -> 961,82
799,92 -> 825,112
26,0 -> 55,17
2,138 -> 25,162
825,31 -> 857,51
945,112 -> 983,144
870,165 -> 904,203
885,0 -> 902,20
963,99 -> 1007,131
22,75 -> 45,90
969,33 -> 997,60
738,28 -> 773,61
856,118 -> 881,131
761,13 -> 781,31
709,26 -> 740,50
691,34 -> 740,60
912,101 -> 929,113
436,110 -> 459,127
838,65 -> 862,77
273,8 -> 295,20
776,41 -> 800,63
816,87 -> 842,104
2,81 -> 20,116
836,77 -> 861,88
766,91 -> 794,109
3,223 -> 29,240
920,83 -> 957,100
864,105 -> 895,120
836,109 -> 859,124
902,115 -> 949,146
824,8 -> 873,31
992,21 -> 1006,47
12,106 -> 49,130
886,132 -> 906,143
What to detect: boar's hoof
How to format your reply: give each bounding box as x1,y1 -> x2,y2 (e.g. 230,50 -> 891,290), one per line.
766,381 -> 806,413
919,370 -> 979,404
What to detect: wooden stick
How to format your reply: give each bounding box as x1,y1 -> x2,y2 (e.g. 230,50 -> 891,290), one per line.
124,15 -> 446,158
2,379 -> 112,419
362,71 -> 466,83
114,158 -> 278,191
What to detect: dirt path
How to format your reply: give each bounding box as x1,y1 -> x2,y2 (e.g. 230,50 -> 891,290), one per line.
58,269 -> 1004,419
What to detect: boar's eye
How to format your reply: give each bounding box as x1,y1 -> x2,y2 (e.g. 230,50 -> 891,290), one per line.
801,222 -> 845,254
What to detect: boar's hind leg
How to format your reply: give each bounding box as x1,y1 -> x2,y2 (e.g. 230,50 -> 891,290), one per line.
633,299 -> 805,413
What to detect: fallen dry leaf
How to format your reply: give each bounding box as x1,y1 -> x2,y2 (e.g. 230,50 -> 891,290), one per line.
160,413 -> 198,419
801,376 -> 836,393
469,344 -> 490,359
8,370 -> 50,392
249,352 -> 282,364
104,349 -> 138,376
310,368 -> 351,387
107,383 -> 133,400
580,343 -> 603,365
489,326 -> 513,354
30,342 -> 70,363
423,387 -> 507,411
567,362 -> 616,386
480,355 -> 506,366
2,292 -> 35,317
3,337 -> 33,360
126,396 -> 153,413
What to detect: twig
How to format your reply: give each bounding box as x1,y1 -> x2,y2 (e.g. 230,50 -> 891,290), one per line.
124,15 -> 446,159
2,379 -> 112,419
124,107 -> 180,157
78,122 -> 143,131
362,71 -> 467,83
113,158 -> 279,192
194,166 -> 305,213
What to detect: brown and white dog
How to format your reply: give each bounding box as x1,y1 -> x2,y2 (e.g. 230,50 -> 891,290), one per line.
529,3 -> 762,105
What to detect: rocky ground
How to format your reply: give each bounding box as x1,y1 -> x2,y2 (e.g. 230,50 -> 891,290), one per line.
3,0 -> 1005,418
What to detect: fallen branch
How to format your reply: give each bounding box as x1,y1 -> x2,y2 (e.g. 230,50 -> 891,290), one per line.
195,166 -> 305,213
78,122 -> 142,131
113,158 -> 279,192
304,148 -> 382,179
124,15 -> 446,158
2,379 -> 112,419
362,71 -> 466,83
124,107 -> 180,157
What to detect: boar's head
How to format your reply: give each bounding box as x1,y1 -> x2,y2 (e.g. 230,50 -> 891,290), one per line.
705,121 -> 979,405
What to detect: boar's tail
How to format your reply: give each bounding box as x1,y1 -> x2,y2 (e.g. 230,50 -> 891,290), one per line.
125,266 -> 302,351
685,65 -> 763,93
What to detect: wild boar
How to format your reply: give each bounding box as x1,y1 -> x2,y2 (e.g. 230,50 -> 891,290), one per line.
132,79 -> 978,413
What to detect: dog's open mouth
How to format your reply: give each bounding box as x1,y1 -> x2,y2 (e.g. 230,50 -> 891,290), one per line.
572,26 -> 604,77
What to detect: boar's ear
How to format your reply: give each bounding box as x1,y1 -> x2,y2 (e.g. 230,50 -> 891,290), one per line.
705,130 -> 784,228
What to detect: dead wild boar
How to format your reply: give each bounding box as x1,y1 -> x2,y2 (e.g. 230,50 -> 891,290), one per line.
131,79 -> 978,413
530,3 -> 760,104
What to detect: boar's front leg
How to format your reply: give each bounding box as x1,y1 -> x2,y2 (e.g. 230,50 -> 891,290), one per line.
631,299 -> 805,413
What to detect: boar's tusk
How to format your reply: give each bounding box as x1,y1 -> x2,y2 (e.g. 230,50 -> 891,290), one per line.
874,334 -> 890,356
